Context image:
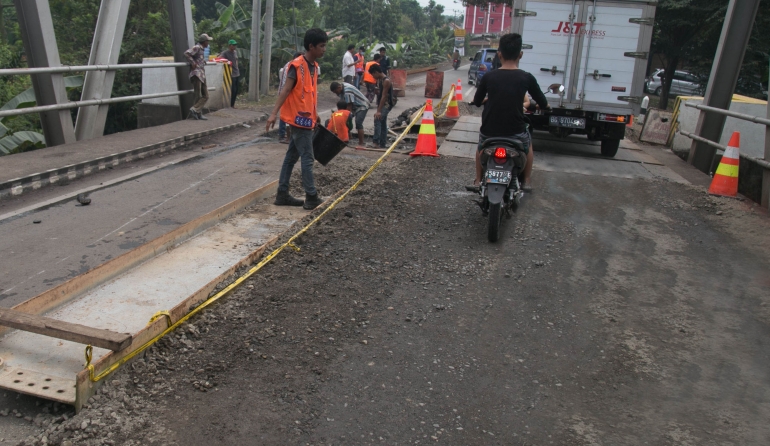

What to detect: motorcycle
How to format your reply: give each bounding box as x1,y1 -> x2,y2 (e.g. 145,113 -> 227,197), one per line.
476,137 -> 528,242
453,59 -> 460,70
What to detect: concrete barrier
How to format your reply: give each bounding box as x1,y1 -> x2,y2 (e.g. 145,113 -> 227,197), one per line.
139,57 -> 228,127
671,95 -> 767,159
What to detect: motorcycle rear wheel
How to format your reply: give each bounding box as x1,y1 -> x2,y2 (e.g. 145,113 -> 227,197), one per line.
488,202 -> 502,242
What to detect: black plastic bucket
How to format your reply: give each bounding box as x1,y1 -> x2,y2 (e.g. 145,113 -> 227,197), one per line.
313,125 -> 347,166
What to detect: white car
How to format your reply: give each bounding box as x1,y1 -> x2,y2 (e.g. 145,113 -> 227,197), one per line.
645,69 -> 704,96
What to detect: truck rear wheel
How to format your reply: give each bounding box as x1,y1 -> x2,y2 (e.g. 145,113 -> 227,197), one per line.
600,139 -> 620,157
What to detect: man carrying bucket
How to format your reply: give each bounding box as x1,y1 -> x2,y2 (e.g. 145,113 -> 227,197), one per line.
266,29 -> 328,210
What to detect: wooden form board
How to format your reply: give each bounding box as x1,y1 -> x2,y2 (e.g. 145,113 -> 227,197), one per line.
0,308 -> 132,351
0,181 -> 280,409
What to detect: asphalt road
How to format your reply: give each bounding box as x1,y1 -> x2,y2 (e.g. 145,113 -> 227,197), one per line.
2,62 -> 770,445
11,137 -> 770,446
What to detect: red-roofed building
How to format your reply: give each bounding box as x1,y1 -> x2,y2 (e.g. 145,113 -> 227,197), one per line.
464,3 -> 511,35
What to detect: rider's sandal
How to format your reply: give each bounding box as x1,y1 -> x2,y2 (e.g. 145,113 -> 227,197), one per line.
522,182 -> 533,192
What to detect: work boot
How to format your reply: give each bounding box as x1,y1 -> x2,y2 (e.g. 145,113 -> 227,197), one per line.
274,191 -> 303,206
303,193 -> 323,210
198,112 -> 208,120
189,108 -> 199,120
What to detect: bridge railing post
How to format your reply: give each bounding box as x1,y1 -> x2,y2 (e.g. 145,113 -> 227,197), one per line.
167,0 -> 196,119
13,0 -> 76,147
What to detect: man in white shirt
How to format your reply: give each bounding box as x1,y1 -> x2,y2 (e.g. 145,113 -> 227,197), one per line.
341,44 -> 356,84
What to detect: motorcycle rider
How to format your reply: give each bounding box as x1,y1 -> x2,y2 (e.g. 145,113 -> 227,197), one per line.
469,33 -> 550,191
452,48 -> 461,69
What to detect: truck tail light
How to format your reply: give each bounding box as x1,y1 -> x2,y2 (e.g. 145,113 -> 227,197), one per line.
597,113 -> 627,123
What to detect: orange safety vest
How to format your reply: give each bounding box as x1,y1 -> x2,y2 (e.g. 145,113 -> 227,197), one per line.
355,53 -> 365,72
280,56 -> 319,129
326,109 -> 351,142
363,61 -> 378,84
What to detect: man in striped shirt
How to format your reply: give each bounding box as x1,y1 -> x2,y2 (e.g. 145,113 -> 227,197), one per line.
330,81 -> 370,149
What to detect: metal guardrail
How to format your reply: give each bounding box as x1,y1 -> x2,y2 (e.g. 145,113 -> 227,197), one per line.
0,62 -> 220,119
0,88 -> 216,119
678,128 -> 770,170
683,102 -> 770,126
0,61 -> 217,76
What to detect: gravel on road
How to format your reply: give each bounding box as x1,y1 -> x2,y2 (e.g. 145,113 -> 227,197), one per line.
7,147 -> 770,446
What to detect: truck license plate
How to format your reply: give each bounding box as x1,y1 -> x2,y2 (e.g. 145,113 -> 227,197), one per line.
486,170 -> 512,184
549,116 -> 586,129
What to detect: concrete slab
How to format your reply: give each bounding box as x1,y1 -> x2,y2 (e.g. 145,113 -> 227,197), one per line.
0,199 -> 297,403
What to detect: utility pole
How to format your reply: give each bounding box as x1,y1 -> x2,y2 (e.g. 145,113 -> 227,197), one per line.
688,0 -> 761,173
260,0 -> 274,96
369,0 -> 374,45
292,0 -> 297,52
248,0 -> 261,101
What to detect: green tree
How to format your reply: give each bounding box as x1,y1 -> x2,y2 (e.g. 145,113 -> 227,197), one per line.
651,0 -> 724,109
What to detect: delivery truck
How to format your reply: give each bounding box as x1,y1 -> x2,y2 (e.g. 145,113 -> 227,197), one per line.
510,0 -> 657,157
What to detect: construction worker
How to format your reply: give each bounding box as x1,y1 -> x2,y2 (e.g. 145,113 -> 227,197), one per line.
184,33 -> 214,120
266,29 -> 328,210
363,53 -> 381,102
354,46 -> 366,89
326,100 -> 353,143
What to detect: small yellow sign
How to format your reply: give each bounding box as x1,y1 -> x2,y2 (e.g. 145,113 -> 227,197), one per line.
454,29 -> 466,37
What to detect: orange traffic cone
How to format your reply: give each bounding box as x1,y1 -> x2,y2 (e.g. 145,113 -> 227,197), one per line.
445,86 -> 460,119
455,79 -> 463,101
626,115 -> 633,128
708,131 -> 740,197
411,100 -> 439,157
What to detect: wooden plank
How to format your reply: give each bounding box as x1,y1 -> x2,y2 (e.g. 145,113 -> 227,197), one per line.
0,308 -> 132,351
0,367 -> 76,404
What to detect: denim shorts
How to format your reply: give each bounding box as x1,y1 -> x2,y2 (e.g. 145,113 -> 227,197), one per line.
478,131 -> 531,154
354,108 -> 368,130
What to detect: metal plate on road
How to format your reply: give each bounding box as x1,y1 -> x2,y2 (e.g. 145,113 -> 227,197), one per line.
549,116 -> 586,129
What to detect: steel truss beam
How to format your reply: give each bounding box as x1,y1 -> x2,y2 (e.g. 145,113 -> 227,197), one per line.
13,0 -> 75,147
167,0 -> 196,118
74,0 -> 131,141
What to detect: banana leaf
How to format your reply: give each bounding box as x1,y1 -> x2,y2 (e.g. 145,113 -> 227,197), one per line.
0,131 -> 46,155
0,76 -> 84,122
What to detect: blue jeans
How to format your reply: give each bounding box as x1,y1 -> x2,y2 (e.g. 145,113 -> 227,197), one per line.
278,120 -> 286,138
278,127 -> 316,195
354,73 -> 363,89
372,106 -> 391,147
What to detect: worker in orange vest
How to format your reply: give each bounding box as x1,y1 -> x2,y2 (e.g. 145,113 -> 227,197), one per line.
362,53 -> 381,102
266,28 -> 328,210
326,100 -> 353,143
354,46 -> 365,89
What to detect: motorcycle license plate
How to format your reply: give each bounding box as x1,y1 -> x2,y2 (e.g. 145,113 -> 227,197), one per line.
549,116 -> 586,129
486,170 -> 512,184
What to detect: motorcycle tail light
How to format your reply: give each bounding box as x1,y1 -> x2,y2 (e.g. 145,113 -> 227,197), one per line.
494,147 -> 507,161
479,65 -> 487,71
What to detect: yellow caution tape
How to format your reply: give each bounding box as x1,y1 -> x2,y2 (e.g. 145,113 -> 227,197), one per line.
84,102 -> 429,383
434,85 -> 456,119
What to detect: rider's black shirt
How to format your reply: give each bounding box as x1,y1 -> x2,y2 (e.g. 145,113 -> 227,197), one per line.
472,68 -> 548,136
